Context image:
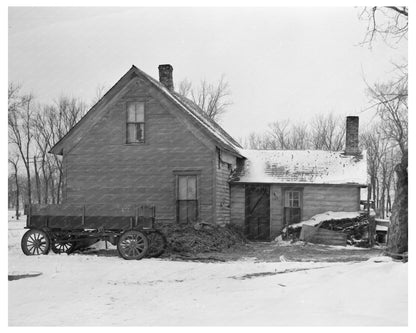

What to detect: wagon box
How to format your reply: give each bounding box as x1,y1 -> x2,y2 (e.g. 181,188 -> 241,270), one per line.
26,204 -> 155,230
21,204 -> 166,260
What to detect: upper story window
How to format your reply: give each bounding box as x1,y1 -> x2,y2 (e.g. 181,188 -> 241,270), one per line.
126,102 -> 145,143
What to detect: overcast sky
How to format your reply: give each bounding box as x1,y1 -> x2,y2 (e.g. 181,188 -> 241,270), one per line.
8,7 -> 407,139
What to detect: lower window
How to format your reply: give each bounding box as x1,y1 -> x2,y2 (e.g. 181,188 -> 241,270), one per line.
284,207 -> 301,225
177,175 -> 198,223
284,189 -> 302,225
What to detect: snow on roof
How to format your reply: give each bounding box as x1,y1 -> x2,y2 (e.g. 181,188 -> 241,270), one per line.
134,66 -> 242,155
232,149 -> 367,185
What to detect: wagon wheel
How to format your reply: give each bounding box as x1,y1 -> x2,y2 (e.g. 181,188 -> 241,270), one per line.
117,230 -> 149,260
21,229 -> 50,256
51,239 -> 75,254
146,230 -> 167,258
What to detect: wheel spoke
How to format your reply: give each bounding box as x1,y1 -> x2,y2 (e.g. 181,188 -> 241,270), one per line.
133,247 -> 140,256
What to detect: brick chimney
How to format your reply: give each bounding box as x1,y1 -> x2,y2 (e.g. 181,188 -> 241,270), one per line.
158,64 -> 174,91
345,116 -> 360,155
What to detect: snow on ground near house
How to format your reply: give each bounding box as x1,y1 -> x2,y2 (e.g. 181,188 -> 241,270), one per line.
283,211 -> 362,232
8,217 -> 407,326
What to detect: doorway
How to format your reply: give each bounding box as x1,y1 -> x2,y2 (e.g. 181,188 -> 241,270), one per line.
245,184 -> 270,241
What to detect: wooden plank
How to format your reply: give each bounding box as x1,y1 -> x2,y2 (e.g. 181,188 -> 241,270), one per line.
30,203 -> 143,217
230,184 -> 245,227
300,225 -> 347,246
30,204 -> 83,216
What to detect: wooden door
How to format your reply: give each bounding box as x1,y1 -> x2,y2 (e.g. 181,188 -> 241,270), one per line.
245,184 -> 270,241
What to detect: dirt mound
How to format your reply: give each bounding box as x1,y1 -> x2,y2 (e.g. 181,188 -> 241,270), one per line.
156,222 -> 246,254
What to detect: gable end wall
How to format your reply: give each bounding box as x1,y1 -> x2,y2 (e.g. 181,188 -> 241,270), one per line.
63,79 -> 218,224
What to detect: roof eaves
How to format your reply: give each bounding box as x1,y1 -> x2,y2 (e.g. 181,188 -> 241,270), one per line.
49,65 -> 138,155
131,66 -> 242,155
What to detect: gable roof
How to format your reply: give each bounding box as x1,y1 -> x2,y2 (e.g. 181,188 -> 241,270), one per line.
50,65 -> 242,156
231,149 -> 367,186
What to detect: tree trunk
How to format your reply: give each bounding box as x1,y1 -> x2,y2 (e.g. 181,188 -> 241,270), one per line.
13,165 -> 20,220
387,151 -> 408,254
51,177 -> 56,204
33,156 -> 42,204
57,170 -> 62,204
15,178 -> 20,220
380,185 -> 386,219
387,190 -> 392,216
41,162 -> 49,204
25,163 -> 32,205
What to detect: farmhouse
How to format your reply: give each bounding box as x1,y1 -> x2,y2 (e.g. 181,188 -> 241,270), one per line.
50,64 -> 367,240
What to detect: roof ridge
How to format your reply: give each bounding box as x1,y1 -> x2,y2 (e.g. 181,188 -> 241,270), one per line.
131,66 -> 242,154
172,92 -> 242,148
50,65 -> 243,156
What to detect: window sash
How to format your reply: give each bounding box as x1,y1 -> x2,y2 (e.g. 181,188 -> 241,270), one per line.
126,102 -> 145,143
127,123 -> 145,143
127,102 -> 144,122
285,191 -> 301,208
177,175 -> 198,223
284,207 -> 301,225
178,175 -> 197,200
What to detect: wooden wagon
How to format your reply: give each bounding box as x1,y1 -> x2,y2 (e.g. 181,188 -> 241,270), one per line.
21,204 -> 167,260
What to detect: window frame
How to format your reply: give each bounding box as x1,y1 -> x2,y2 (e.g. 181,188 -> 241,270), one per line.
174,171 -> 201,224
125,101 -> 146,144
283,187 -> 303,226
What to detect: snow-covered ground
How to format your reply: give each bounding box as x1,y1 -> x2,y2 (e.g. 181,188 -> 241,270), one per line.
8,215 -> 407,326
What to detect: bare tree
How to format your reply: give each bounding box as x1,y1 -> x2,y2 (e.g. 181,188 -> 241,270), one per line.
268,120 -> 291,149
8,83 -> 35,205
178,78 -> 192,98
310,113 -> 345,151
359,6 -> 408,47
361,125 -> 398,219
8,153 -> 20,219
367,79 -> 408,156
244,113 -> 344,151
359,6 -> 408,254
41,96 -> 87,203
9,89 -> 88,207
91,84 -> 108,106
288,123 -> 310,150
178,76 -> 232,122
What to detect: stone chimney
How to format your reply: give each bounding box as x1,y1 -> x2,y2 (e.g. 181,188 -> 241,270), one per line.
345,116 -> 360,155
158,64 -> 174,91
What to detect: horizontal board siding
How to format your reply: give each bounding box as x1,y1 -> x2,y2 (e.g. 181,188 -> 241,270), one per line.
230,184 -> 245,228
215,153 -> 236,226
300,225 -> 347,246
237,184 -> 361,239
64,81 -> 216,224
270,185 -> 283,238
302,185 -> 360,220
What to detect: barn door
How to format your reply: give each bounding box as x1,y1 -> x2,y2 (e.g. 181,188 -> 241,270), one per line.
245,185 -> 270,241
